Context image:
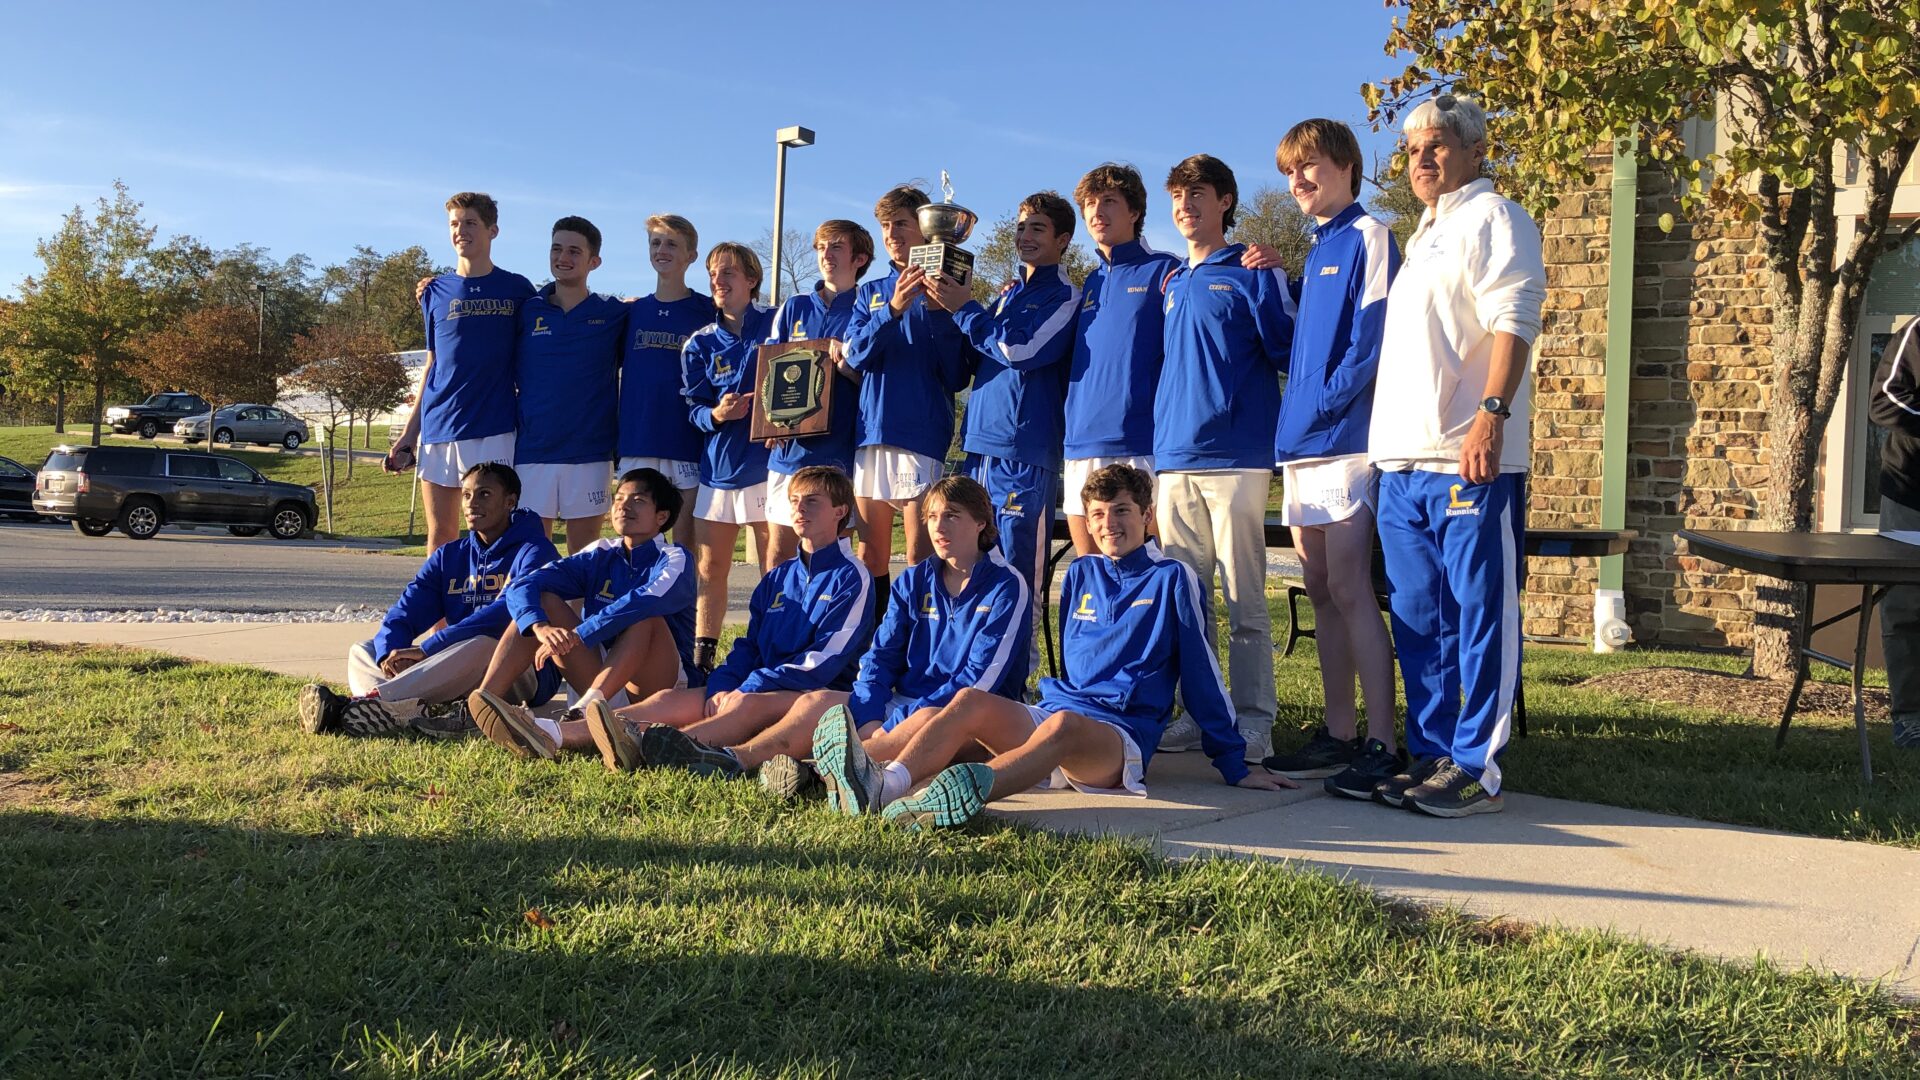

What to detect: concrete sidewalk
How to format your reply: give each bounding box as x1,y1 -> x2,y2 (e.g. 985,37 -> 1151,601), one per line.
4,619 -> 1918,995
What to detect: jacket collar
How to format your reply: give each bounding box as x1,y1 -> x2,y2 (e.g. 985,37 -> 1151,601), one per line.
798,535 -> 856,576
1018,263 -> 1067,290
1419,177 -> 1496,233
1096,539 -> 1162,578
1100,238 -> 1158,267
1191,243 -> 1247,270
1311,201 -> 1368,238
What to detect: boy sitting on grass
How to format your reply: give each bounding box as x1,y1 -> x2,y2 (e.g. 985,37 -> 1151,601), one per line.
465,468 -> 697,758
635,474 -> 1030,795
299,462 -> 559,739
579,465 -> 875,771
812,463 -> 1294,829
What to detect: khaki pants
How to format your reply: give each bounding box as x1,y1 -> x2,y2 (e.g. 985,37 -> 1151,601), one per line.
347,635 -> 532,705
1154,469 -> 1276,737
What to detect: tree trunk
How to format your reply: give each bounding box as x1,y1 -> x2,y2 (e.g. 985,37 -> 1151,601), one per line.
89,373 -> 104,446
322,427 -> 335,532
53,382 -> 66,433
344,416 -> 355,480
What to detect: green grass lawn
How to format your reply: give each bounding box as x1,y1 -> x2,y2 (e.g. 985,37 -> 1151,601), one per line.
2,641 -> 1916,1078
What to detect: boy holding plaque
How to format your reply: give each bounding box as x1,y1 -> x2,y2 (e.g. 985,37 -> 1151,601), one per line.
762,219 -> 874,566
843,185 -> 975,621
619,214 -> 714,542
924,191 -> 1082,694
684,242 -> 777,673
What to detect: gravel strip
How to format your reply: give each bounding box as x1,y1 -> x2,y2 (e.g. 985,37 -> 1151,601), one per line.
0,606 -> 382,624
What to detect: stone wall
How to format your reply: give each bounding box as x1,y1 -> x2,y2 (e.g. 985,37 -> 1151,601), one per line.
1529,159 -> 1774,648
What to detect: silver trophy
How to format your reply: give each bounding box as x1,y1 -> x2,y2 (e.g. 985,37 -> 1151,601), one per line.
908,171 -> 978,287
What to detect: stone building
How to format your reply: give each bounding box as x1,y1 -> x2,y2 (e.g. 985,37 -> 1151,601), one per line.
1526,140 -> 1918,658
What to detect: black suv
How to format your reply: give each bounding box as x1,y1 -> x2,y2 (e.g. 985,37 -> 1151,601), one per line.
33,445 -> 318,541
105,392 -> 214,439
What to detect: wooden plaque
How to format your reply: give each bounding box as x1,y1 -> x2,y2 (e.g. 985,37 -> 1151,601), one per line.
751,338 -> 837,440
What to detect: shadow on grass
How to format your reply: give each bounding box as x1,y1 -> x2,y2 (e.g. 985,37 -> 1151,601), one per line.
0,809 -> 1492,1080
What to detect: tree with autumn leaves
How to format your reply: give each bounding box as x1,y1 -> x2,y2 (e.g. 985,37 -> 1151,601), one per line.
1368,0 -> 1920,676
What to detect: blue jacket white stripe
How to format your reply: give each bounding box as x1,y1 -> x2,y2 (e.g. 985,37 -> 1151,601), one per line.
956,263 -> 1080,467
767,285 -> 862,475
1037,540 -> 1247,784
1274,203 -> 1400,463
683,306 -> 776,489
503,535 -> 700,682
372,507 -> 559,661
1154,243 -> 1296,470
1064,239 -> 1182,458
707,536 -> 874,695
842,264 -> 974,462
848,550 -> 1032,729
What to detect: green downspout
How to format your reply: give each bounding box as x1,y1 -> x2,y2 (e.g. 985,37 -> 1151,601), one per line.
1595,138 -> 1637,649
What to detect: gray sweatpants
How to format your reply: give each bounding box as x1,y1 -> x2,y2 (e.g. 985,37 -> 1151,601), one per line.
346,636 -> 525,704
1880,495 -> 1920,720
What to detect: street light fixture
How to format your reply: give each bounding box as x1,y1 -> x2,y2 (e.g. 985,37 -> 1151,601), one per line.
769,125 -> 816,308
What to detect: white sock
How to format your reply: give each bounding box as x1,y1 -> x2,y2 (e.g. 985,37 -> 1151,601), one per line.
878,761 -> 912,806
577,688 -> 605,711
533,716 -> 564,743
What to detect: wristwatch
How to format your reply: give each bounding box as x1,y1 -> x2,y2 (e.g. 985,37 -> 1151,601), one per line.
1480,396 -> 1511,418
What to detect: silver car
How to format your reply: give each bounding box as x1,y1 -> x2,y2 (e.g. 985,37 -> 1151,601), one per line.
174,404 -> 311,450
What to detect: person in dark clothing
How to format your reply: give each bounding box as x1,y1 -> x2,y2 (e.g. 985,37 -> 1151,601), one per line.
1869,317 -> 1920,749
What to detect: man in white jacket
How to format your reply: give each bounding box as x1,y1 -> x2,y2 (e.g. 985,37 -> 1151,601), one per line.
1365,95 -> 1546,817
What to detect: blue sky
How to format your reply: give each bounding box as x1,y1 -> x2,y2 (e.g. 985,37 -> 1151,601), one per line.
0,1 -> 1408,300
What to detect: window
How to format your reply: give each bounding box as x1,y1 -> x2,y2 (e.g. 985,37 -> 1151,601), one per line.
215,458 -> 256,483
167,455 -> 220,480
238,407 -> 263,421
263,408 -> 284,421
0,459 -> 28,478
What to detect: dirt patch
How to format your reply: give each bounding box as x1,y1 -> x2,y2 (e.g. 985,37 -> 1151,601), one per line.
1578,666 -> 1892,721
0,770 -> 51,809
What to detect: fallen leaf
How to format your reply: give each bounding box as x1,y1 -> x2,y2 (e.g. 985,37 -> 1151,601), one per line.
184,846 -> 208,860
0,722 -> 23,734
420,785 -> 448,803
549,1019 -> 579,1045
524,907 -> 556,930
195,721 -> 215,734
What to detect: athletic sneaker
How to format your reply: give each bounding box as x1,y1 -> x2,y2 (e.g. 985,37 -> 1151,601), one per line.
881,762 -> 995,831
467,690 -> 559,761
813,704 -> 882,815
1372,755 -> 1445,809
1158,714 -> 1203,752
1263,726 -> 1361,779
759,754 -> 821,801
641,725 -> 745,779
409,700 -> 477,741
298,684 -> 344,735
1893,715 -> 1920,749
1406,761 -> 1504,817
1240,726 -> 1274,764
1324,739 -> 1409,800
583,701 -> 643,772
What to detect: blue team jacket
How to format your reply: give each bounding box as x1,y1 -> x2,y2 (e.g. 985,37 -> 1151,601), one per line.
707,537 -> 874,695
1064,240 -> 1182,459
504,534 -> 700,683
1154,244 -> 1296,470
843,264 -> 974,462
1274,204 -> 1401,463
1038,541 -> 1248,784
418,267 -> 536,446
848,551 -> 1032,729
683,306 -> 775,490
956,263 -> 1080,468
767,285 -> 862,475
515,286 -> 628,465
620,292 -> 716,462
371,507 -> 560,661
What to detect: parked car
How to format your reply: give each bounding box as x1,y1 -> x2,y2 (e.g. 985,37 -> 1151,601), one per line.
0,455 -> 39,520
174,403 -> 310,449
104,392 -> 214,439
33,444 -> 318,541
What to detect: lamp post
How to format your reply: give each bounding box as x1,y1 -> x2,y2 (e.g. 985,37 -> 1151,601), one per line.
769,125 -> 815,308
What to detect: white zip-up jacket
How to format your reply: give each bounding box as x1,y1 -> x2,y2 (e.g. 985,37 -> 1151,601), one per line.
1368,178 -> 1546,474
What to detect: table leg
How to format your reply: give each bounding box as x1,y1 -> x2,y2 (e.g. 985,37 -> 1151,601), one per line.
1853,583 -> 1875,785
1776,583 -> 1815,749
1041,541 -> 1075,680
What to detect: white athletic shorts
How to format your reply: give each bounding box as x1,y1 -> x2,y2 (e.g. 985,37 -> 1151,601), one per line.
1025,705 -> 1148,797
854,444 -> 939,505
1062,455 -> 1156,516
1279,453 -> 1375,527
517,461 -> 613,520
765,470 -> 796,528
418,432 -> 516,489
694,482 -> 768,525
617,455 -> 700,492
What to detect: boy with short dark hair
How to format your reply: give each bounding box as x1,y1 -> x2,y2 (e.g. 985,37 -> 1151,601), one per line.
619,213 -> 715,541
466,468 -> 697,758
390,192 -> 536,553
515,215 -> 629,554
924,190 -> 1081,692
1153,154 -> 1295,763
